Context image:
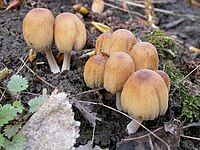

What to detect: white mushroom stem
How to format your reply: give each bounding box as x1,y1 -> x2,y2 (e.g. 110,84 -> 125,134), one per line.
116,92 -> 122,110
62,53 -> 71,71
126,119 -> 143,134
45,49 -> 60,74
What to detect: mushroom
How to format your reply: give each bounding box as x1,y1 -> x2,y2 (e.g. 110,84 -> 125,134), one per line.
121,69 -> 169,134
95,29 -> 137,56
54,12 -> 87,71
95,32 -> 112,55
155,70 -> 171,90
91,0 -> 105,14
23,8 -> 60,74
129,42 -> 159,71
84,55 -> 108,88
104,52 -> 135,110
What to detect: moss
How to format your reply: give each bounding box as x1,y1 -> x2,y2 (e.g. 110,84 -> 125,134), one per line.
143,29 -> 175,60
165,60 -> 200,122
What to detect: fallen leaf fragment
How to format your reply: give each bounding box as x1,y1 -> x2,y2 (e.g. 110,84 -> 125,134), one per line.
28,49 -> 37,62
189,46 -> 200,54
6,0 -> 20,10
0,67 -> 12,82
73,4 -> 89,15
91,21 -> 110,33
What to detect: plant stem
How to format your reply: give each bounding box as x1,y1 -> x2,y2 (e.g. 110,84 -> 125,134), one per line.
62,53 -> 71,71
127,119 -> 143,134
116,92 -> 122,110
45,49 -> 60,74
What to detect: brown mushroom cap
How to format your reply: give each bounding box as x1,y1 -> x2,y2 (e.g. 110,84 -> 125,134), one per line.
155,70 -> 171,90
104,52 -> 135,94
54,12 -> 87,53
84,55 -> 108,88
129,42 -> 159,71
109,29 -> 137,55
91,0 -> 105,14
121,69 -> 169,120
95,29 -> 137,56
95,32 -> 112,55
23,8 -> 54,52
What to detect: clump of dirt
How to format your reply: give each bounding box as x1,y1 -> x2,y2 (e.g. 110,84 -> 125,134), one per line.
0,0 -> 199,149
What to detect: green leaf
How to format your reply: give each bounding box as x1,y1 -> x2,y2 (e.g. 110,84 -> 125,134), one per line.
0,105 -> 18,127
28,96 -> 47,113
0,134 -> 6,148
5,134 -> 25,150
7,75 -> 28,93
12,101 -> 24,114
3,124 -> 21,139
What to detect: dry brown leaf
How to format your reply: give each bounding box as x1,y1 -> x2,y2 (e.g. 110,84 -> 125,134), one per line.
28,49 -> 37,62
6,0 -> 20,10
0,0 -> 5,8
91,21 -> 110,33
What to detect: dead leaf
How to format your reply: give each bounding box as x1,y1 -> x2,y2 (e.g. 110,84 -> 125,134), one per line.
91,21 -> 111,33
55,52 -> 64,65
72,98 -> 102,126
6,0 -> 20,10
0,0 -> 5,8
28,49 -> 37,62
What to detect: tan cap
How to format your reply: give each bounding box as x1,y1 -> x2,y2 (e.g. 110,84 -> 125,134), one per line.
104,52 -> 135,94
129,42 -> 159,71
23,8 -> 54,52
54,12 -> 87,54
121,69 -> 169,120
84,55 -> 108,88
155,70 -> 171,90
91,0 -> 105,14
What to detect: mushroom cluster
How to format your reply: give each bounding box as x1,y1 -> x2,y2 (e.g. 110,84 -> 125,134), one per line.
84,29 -> 171,134
23,8 -> 87,73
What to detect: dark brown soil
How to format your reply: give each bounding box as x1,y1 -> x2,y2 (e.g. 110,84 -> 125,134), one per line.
0,0 -> 199,149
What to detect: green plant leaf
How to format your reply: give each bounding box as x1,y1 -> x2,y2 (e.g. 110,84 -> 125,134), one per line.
5,134 -> 25,150
3,124 -> 21,139
12,100 -> 24,114
0,134 -> 6,148
28,96 -> 47,113
7,75 -> 28,93
0,105 -> 18,127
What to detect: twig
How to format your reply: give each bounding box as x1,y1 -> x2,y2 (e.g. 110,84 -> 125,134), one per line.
183,122 -> 200,129
18,58 -> 56,88
163,18 -> 185,29
115,0 -> 200,20
15,57 -> 28,75
181,134 -> 200,141
70,88 -> 104,97
75,100 -> 170,150
105,0 -> 146,19
178,65 -> 200,84
91,122 -> 96,148
0,88 -> 6,102
122,127 -> 163,141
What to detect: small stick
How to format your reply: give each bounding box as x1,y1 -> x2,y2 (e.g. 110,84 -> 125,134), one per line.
19,58 -> 56,88
91,122 -> 96,148
181,134 -> 200,141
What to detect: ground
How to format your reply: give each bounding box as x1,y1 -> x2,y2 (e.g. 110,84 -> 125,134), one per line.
0,0 -> 199,149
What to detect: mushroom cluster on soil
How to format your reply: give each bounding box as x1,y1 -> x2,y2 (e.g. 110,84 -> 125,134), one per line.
84,29 -> 171,134
23,8 -> 87,73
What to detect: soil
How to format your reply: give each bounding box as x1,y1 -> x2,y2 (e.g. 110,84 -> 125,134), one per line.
0,0 -> 199,149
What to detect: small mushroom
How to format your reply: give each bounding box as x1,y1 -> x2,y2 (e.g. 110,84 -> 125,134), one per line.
91,0 -> 105,14
155,70 -> 171,90
129,42 -> 159,71
121,69 -> 169,134
95,29 -> 137,56
104,52 -> 135,110
95,32 -> 112,55
84,55 -> 108,88
54,12 -> 87,71
23,8 -> 60,74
